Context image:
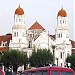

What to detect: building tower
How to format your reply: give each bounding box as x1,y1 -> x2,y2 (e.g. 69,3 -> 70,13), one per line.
9,5 -> 28,50
55,7 -> 71,67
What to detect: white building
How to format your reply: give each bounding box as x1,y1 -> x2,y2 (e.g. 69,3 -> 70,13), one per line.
9,5 -> 72,67
9,5 -> 28,50
55,8 -> 72,67
0,5 -> 73,67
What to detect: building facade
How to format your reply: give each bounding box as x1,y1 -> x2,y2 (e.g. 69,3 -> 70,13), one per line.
0,5 -> 74,67
55,8 -> 72,67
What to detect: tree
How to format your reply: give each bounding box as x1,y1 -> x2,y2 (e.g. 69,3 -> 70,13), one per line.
1,49 -> 28,72
29,49 -> 53,67
66,54 -> 75,71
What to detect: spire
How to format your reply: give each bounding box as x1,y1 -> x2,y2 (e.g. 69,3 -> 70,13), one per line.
19,4 -> 20,8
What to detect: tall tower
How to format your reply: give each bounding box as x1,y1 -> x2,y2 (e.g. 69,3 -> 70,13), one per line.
56,7 -> 69,42
14,4 -> 25,27
9,5 -> 28,50
55,7 -> 71,67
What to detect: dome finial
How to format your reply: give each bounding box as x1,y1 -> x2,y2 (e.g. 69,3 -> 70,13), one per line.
15,4 -> 24,15
19,4 -> 20,7
57,7 -> 67,17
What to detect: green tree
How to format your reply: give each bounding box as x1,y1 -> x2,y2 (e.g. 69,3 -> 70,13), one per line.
66,54 -> 75,71
29,49 -> 53,67
1,49 -> 28,72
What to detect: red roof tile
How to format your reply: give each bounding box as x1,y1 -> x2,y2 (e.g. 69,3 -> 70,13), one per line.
0,34 -> 12,43
70,39 -> 75,53
0,47 -> 9,52
58,8 -> 67,17
70,39 -> 75,48
28,21 -> 45,30
15,5 -> 24,15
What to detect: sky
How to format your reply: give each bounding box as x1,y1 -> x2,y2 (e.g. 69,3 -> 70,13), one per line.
0,0 -> 74,40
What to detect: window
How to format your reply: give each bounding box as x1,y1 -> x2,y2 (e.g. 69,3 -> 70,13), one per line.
3,43 -> 5,46
28,42 -> 30,48
60,52 -> 62,59
52,71 -> 58,75
28,41 -> 32,48
60,72 -> 73,75
57,33 -> 62,38
66,72 -> 73,75
61,33 -> 62,37
28,73 -> 32,75
37,71 -> 42,75
32,72 -> 36,75
14,32 -> 16,37
14,32 -> 18,37
21,73 -> 26,75
59,34 -> 60,38
17,32 -> 18,36
42,71 -> 48,75
61,63 -> 62,67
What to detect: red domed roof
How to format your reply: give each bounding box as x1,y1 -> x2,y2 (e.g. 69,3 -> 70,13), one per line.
58,8 -> 67,17
15,5 -> 24,15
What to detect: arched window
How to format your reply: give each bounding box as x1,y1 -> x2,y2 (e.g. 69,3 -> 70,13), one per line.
17,32 -> 18,36
28,41 -> 32,48
14,32 -> 16,37
61,63 -> 62,67
63,20 -> 64,23
60,52 -> 62,59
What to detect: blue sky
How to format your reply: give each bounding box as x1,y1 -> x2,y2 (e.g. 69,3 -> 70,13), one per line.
0,0 -> 74,40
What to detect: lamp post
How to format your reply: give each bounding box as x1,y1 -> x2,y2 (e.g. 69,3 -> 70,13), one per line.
52,45 -> 55,65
